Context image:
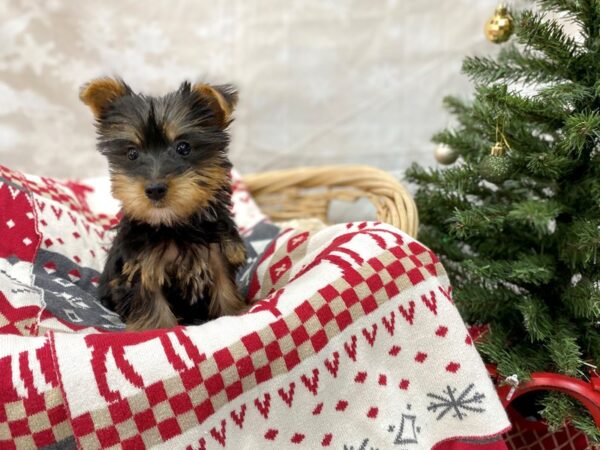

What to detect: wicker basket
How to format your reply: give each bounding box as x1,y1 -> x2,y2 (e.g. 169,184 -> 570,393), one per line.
244,165 -> 419,238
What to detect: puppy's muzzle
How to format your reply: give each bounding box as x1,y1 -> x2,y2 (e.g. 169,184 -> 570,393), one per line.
145,182 -> 168,201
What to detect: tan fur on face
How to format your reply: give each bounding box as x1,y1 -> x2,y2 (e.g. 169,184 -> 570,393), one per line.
80,77 -> 129,118
163,122 -> 179,142
101,125 -> 142,146
110,166 -> 229,226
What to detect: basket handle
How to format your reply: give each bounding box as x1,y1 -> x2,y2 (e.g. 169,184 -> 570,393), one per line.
244,165 -> 419,237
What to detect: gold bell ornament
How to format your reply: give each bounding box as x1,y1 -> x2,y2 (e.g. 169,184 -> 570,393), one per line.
484,4 -> 514,43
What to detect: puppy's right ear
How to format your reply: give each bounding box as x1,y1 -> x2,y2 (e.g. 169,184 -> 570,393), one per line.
79,77 -> 131,118
191,83 -> 238,129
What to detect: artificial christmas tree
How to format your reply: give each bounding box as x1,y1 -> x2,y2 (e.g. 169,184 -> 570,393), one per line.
406,0 -> 600,442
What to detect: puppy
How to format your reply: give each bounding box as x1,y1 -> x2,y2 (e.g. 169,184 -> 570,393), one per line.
80,78 -> 248,330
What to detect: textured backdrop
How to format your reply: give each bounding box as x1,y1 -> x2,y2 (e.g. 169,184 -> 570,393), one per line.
0,0 -> 502,179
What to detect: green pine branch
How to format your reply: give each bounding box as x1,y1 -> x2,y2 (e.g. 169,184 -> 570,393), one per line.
477,326 -> 550,379
560,110 -> 600,155
517,296 -> 554,341
463,46 -> 564,85
516,10 -> 582,66
563,277 -> 600,320
407,0 -> 600,439
537,0 -> 586,26
462,254 -> 555,285
507,199 -> 563,236
537,81 -> 595,111
559,219 -> 600,269
540,391 -> 600,443
546,323 -> 584,376
452,282 -> 523,323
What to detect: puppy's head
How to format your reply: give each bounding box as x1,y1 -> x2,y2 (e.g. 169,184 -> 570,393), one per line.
80,77 -> 237,227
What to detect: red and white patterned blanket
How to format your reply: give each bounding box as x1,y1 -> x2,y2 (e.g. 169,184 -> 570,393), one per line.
0,164 -> 510,449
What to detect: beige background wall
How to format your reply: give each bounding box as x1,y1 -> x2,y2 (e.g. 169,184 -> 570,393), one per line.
0,0 -> 502,179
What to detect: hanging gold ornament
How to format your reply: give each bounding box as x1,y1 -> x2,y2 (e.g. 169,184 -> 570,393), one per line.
484,4 -> 514,44
434,143 -> 459,165
480,142 -> 512,183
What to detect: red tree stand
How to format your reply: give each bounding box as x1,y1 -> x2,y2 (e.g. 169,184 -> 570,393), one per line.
487,367 -> 600,449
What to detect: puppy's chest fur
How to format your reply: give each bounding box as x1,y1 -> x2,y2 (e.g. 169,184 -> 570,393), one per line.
123,241 -> 214,301
99,211 -> 247,329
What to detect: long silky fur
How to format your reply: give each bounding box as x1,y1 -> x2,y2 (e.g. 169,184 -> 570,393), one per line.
82,78 -> 248,330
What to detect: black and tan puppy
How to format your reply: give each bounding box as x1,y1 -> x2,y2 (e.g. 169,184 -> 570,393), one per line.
80,78 -> 248,330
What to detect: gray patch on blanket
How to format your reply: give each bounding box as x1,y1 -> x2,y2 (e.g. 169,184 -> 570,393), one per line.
237,220 -> 280,297
33,249 -> 124,330
39,436 -> 77,450
31,220 -> 280,329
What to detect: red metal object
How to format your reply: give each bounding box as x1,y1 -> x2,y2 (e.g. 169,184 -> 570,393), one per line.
486,366 -> 600,449
491,371 -> 600,427
503,409 -> 592,450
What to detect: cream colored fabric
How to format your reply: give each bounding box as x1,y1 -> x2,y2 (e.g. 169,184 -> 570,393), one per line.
0,0 -> 502,179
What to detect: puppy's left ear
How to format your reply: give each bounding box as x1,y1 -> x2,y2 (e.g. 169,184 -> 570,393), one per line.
192,83 -> 238,128
79,77 -> 132,118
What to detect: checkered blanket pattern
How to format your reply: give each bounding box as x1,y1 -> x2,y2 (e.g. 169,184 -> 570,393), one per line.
0,164 -> 511,449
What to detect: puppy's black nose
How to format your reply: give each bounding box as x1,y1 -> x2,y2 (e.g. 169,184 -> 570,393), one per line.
145,182 -> 168,201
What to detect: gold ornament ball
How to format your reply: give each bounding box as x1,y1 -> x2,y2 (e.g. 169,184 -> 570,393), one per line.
479,143 -> 512,183
484,5 -> 514,43
434,144 -> 459,165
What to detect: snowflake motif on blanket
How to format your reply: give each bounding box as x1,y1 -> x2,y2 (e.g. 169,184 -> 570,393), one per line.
426,383 -> 486,420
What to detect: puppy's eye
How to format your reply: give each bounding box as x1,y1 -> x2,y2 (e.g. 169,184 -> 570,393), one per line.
176,141 -> 191,156
127,147 -> 139,161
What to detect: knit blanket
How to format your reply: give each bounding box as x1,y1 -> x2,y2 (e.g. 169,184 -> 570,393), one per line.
0,164 -> 510,449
